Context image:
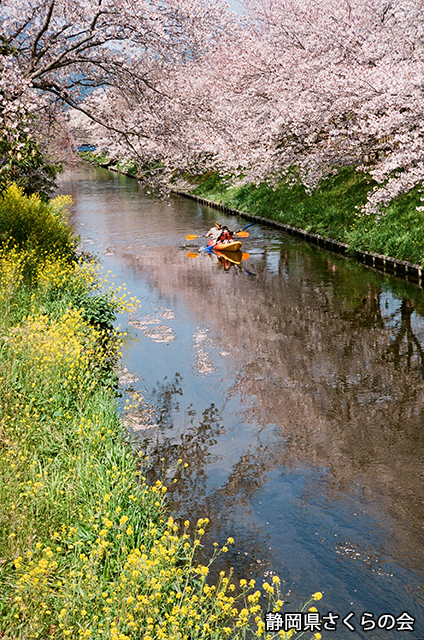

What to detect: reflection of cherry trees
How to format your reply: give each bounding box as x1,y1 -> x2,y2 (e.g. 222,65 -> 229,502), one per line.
150,372 -> 183,430
339,280 -> 424,373
141,396 -> 277,580
388,299 -> 424,375
88,163 -> 424,577
352,287 -> 385,329
143,397 -> 226,518
127,237 -> 424,567
335,274 -> 424,374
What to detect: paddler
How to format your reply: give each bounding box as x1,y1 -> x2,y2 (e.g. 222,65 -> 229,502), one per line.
216,225 -> 233,244
205,221 -> 222,242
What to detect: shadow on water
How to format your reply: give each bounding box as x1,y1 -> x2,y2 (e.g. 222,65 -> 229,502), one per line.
58,166 -> 424,638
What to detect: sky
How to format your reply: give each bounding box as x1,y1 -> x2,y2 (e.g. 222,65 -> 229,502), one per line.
228,0 -> 244,13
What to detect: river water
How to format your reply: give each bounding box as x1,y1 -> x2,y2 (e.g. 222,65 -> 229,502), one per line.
58,166 -> 424,639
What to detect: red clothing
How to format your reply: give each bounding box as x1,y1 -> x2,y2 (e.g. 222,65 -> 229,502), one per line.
217,229 -> 232,243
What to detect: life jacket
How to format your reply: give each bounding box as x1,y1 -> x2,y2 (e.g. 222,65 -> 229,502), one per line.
218,229 -> 232,243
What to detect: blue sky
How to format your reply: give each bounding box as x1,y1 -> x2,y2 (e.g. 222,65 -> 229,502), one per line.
228,0 -> 244,13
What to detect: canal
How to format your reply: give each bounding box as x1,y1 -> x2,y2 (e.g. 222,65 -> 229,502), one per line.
58,166 -> 424,639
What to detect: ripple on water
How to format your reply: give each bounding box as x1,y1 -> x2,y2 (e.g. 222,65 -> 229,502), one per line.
128,307 -> 176,343
191,326 -> 218,376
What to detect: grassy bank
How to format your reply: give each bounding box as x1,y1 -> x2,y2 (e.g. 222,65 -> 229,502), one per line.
188,169 -> 424,267
79,152 -> 138,178
0,184 -> 321,639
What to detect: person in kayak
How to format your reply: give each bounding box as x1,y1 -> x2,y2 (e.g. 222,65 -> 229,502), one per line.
216,225 -> 233,244
205,222 -> 222,242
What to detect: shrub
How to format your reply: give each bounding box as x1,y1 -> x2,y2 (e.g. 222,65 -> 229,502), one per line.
0,185 -> 77,282
0,112 -> 61,200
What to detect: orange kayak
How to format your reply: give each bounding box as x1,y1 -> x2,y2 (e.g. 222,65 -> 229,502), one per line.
212,240 -> 242,252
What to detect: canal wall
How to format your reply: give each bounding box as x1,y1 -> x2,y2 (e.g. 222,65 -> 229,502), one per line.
173,188 -> 424,288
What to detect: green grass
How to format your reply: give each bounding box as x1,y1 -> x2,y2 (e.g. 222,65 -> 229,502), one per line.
79,151 -> 112,166
115,159 -> 137,177
190,168 -> 424,266
80,153 -> 138,177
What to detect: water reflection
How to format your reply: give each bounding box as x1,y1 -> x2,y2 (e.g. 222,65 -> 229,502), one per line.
130,226 -> 424,624
58,167 -> 424,634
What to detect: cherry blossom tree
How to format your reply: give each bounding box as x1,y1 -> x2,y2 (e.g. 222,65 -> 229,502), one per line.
0,0 -> 237,189
91,0 -> 424,214
199,0 -> 424,213
2,0 -> 424,212
1,0 -> 235,131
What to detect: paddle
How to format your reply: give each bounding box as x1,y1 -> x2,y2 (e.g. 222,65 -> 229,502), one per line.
186,222 -> 254,241
186,230 -> 249,240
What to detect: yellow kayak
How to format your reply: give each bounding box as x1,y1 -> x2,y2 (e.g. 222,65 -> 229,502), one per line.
213,240 -> 242,252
